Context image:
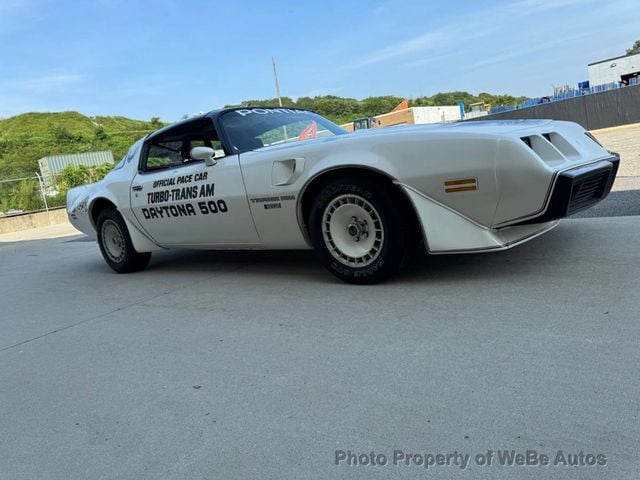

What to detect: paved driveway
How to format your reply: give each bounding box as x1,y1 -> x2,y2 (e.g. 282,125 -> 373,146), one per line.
1,216 -> 639,479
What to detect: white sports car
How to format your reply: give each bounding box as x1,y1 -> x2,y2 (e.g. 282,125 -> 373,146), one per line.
67,107 -> 618,283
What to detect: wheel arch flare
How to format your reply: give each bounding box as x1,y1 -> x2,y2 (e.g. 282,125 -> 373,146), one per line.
296,165 -> 421,247
89,196 -> 164,253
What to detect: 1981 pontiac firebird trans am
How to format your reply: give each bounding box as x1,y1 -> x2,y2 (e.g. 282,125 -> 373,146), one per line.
66,107 -> 619,284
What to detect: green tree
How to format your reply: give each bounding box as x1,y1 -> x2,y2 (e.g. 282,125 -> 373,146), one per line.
91,162 -> 115,181
627,39 -> 640,55
361,96 -> 404,117
53,126 -> 75,143
58,164 -> 91,191
95,127 -> 107,141
8,178 -> 43,211
54,162 -> 115,202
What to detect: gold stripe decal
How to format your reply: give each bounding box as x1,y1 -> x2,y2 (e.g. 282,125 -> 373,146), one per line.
444,177 -> 478,193
444,178 -> 475,186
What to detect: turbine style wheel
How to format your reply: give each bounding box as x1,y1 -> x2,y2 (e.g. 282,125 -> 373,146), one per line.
308,175 -> 414,284
322,194 -> 384,268
96,208 -> 151,273
101,219 -> 126,264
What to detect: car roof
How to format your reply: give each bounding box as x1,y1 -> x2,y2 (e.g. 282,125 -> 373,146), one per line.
146,107 -> 314,142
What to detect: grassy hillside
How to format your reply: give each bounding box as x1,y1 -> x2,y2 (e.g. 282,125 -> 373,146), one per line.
0,112 -> 163,179
0,91 -> 528,179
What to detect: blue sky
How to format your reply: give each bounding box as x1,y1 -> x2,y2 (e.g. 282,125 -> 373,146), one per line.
0,0 -> 637,121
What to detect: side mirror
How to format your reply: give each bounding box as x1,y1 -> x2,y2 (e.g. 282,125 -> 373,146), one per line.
191,146 -> 216,166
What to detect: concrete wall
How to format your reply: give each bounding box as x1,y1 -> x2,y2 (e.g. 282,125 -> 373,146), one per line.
463,110 -> 489,120
474,84 -> 640,130
0,208 -> 69,234
413,106 -> 461,123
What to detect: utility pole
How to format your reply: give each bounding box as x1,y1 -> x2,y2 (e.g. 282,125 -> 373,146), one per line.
272,56 -> 288,141
272,56 -> 283,107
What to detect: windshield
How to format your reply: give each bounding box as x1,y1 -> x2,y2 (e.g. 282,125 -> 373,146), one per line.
219,108 -> 346,153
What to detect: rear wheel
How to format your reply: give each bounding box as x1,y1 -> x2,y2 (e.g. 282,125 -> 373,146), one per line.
96,208 -> 151,273
308,176 -> 413,284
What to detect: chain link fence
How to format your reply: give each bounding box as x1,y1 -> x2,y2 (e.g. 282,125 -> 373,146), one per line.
0,162 -> 114,217
0,173 -> 65,217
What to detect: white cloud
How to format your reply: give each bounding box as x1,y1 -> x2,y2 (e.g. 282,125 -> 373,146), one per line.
353,29 -> 449,68
508,0 -> 588,13
400,53 -> 455,69
468,34 -> 589,70
25,73 -> 85,91
5,73 -> 85,94
351,0 -> 602,71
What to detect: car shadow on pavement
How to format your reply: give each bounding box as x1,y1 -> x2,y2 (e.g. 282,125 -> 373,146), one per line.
45,217 -> 631,285
142,233 -> 559,285
147,248 -> 331,281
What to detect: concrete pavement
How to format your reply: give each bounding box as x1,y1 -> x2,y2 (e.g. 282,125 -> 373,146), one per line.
571,189 -> 640,218
1,216 -> 639,479
0,221 -> 80,243
591,123 -> 640,192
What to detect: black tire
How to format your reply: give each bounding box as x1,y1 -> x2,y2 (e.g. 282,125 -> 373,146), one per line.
96,208 -> 151,273
308,175 -> 414,284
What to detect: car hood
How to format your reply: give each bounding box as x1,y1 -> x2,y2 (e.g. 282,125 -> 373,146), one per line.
246,119 -> 558,155
351,119 -> 556,136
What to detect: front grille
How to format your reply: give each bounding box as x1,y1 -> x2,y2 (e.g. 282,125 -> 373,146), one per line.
512,156 -> 618,226
567,171 -> 609,214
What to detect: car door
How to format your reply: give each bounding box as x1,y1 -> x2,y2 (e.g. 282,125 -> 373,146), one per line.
129,119 -> 259,247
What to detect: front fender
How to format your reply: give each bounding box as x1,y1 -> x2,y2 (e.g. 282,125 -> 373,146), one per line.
295,153 -> 405,246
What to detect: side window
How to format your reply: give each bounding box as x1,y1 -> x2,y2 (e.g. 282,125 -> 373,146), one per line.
146,141 -> 183,170
141,118 -> 227,172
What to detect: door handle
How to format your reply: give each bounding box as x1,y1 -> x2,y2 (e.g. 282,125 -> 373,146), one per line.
132,185 -> 143,191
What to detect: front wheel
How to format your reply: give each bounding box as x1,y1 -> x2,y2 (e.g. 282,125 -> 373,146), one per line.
308,176 -> 413,284
96,208 -> 151,273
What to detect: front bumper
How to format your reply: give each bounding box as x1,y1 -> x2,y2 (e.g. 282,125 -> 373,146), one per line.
516,155 -> 619,225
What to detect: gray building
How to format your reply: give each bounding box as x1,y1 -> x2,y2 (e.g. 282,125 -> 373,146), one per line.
38,151 -> 114,188
588,52 -> 640,86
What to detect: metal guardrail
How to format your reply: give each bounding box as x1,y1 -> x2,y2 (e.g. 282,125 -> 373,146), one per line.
0,206 -> 66,219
